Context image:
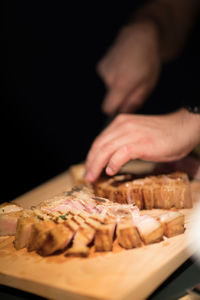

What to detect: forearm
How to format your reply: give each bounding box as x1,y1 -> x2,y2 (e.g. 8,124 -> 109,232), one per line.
133,0 -> 200,63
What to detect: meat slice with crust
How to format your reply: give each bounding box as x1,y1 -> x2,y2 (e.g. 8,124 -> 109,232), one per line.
133,215 -> 164,245
14,214 -> 40,250
66,215 -> 95,257
0,203 -> 24,236
38,223 -> 74,256
158,211 -> 185,238
117,219 -> 142,249
28,220 -> 55,252
94,222 -> 116,252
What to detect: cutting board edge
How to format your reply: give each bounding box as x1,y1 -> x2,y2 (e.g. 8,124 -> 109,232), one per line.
120,247 -> 191,300
0,273 -> 107,300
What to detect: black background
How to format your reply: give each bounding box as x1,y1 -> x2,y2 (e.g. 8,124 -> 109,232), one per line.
2,1 -> 200,202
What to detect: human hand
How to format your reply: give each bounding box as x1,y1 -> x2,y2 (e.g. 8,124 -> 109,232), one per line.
97,20 -> 161,115
85,109 -> 200,182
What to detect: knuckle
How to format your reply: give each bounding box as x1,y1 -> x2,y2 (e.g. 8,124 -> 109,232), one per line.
103,141 -> 113,152
114,75 -> 128,90
92,138 -> 102,151
115,113 -> 127,123
109,157 -> 118,171
120,144 -> 132,156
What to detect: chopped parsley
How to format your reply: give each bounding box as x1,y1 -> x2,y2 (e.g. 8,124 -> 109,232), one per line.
59,213 -> 69,220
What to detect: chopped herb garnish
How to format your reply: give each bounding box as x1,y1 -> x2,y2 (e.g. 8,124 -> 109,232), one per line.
59,213 -> 69,220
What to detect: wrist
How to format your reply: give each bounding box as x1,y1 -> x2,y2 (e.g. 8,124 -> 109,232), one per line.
183,104 -> 200,114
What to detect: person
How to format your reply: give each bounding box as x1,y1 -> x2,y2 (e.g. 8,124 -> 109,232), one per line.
85,0 -> 200,182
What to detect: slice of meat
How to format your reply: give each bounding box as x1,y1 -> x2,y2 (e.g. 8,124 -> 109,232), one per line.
0,203 -> 24,236
0,203 -> 23,215
14,214 -> 41,250
77,211 -> 104,229
93,174 -> 132,204
28,220 -> 55,251
133,215 -> 164,245
127,182 -> 144,209
63,218 -> 79,232
142,183 -> 155,209
38,224 -> 74,256
94,223 -> 116,251
117,220 -> 142,249
157,183 -> 175,209
0,211 -> 23,236
158,211 -> 185,238
65,215 -> 95,257
173,181 -> 192,209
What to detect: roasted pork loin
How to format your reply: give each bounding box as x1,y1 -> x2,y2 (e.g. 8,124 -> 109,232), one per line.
0,170 -> 190,257
93,172 -> 192,209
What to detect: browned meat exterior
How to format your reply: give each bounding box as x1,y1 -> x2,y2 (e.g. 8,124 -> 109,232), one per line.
117,220 -> 142,249
14,214 -> 40,250
95,223 -> 116,251
38,224 -> 74,256
1,179 -> 189,258
158,211 -> 185,238
28,220 -> 55,252
66,216 -> 95,257
93,172 -> 192,209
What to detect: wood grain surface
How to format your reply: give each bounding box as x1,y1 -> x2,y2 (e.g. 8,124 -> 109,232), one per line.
0,165 -> 200,300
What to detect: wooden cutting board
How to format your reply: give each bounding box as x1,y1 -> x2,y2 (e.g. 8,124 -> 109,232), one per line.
0,168 -> 200,300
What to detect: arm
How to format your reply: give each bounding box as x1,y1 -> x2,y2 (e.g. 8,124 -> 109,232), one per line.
134,0 -> 200,62
85,109 -> 200,182
98,0 -> 200,115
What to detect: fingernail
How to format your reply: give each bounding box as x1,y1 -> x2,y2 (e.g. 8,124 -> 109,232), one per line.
106,166 -> 115,175
85,171 -> 94,182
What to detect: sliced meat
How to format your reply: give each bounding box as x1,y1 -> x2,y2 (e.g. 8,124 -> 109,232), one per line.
14,214 -> 40,249
133,215 -> 164,245
0,203 -> 23,215
94,223 -> 116,252
65,215 -> 95,257
0,211 -> 23,236
158,211 -> 185,238
28,220 -> 55,252
38,224 -> 74,256
93,172 -> 192,209
0,203 -> 24,236
117,220 -> 142,249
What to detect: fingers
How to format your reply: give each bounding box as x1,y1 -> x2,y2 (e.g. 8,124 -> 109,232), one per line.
106,144 -> 138,175
119,84 -> 148,113
101,67 -> 141,115
86,114 -> 133,170
101,86 -> 128,115
85,141 -> 140,182
86,134 -> 128,181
